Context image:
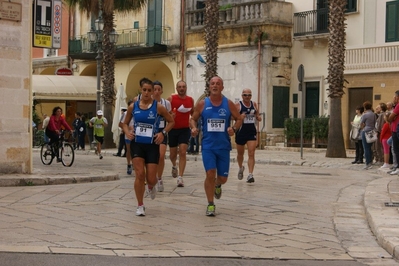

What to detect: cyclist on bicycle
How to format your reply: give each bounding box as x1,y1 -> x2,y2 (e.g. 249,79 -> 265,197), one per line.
45,106 -> 72,162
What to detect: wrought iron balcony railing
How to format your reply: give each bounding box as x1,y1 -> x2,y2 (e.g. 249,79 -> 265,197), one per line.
293,9 -> 329,37
69,26 -> 172,55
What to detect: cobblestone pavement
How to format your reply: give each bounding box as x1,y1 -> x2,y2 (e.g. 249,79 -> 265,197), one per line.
0,147 -> 398,265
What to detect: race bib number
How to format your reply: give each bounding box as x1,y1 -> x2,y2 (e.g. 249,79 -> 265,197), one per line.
159,120 -> 165,128
136,123 -> 154,138
244,114 -> 255,124
207,119 -> 225,132
95,124 -> 102,128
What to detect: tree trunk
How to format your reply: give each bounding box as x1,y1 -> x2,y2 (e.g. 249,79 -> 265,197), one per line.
326,97 -> 346,157
325,0 -> 347,158
204,0 -> 219,95
101,11 -> 116,148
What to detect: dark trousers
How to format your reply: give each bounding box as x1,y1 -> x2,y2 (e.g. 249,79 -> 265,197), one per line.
117,133 -> 126,155
355,140 -> 364,162
188,135 -> 199,153
78,133 -> 86,149
392,131 -> 399,166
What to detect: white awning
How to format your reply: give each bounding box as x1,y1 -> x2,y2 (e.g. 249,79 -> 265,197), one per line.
32,75 -> 97,101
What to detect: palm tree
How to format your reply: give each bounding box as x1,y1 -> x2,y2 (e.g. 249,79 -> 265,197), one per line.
203,0 -> 219,95
65,0 -> 147,147
326,0 -> 347,158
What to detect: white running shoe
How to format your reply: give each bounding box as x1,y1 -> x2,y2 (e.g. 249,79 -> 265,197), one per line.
177,176 -> 184,187
136,205 -> 145,216
390,169 -> 399,175
147,185 -> 157,200
380,163 -> 390,169
157,179 -> 164,192
238,166 -> 245,180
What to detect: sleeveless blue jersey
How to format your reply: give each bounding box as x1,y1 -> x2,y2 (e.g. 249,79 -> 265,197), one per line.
201,96 -> 231,150
133,100 -> 160,144
237,100 -> 257,136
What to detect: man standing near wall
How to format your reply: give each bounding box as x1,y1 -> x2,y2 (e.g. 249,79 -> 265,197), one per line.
167,81 -> 194,187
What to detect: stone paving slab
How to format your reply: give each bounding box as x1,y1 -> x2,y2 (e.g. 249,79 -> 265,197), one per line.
0,147 -> 398,265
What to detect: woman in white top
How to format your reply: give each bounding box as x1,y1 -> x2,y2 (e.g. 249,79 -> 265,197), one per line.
351,105 -> 364,164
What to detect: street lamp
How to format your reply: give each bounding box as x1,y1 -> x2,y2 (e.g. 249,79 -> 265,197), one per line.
87,17 -> 118,112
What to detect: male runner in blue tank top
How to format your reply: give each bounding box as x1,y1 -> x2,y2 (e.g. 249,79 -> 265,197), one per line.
190,76 -> 242,216
235,88 -> 262,183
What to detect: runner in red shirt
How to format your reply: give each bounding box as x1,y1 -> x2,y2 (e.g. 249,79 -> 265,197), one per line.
167,80 -> 194,187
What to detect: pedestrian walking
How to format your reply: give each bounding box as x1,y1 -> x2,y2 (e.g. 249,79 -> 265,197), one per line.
72,112 -> 81,149
122,100 -> 134,175
235,88 -> 262,183
167,80 -> 194,187
77,115 -> 87,150
122,78 -> 174,216
190,76 -> 242,216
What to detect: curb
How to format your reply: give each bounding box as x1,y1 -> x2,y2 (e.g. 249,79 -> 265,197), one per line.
0,173 -> 119,187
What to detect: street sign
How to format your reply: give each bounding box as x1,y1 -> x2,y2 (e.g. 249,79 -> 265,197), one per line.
297,64 -> 304,83
52,0 -> 62,49
55,67 -> 73,75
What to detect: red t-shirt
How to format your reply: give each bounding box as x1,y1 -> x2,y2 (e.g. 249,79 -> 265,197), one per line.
381,122 -> 391,141
47,115 -> 72,131
171,94 -> 194,129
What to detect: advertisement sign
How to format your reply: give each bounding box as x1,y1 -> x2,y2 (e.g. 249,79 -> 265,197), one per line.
33,0 -> 62,49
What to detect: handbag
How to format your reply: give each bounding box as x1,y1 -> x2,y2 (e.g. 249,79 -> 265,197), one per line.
365,129 -> 378,143
350,127 -> 359,141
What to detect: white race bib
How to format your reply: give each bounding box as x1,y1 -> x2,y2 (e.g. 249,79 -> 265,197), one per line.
159,120 -> 165,128
244,114 -> 255,124
95,124 -> 102,128
207,119 -> 225,132
136,123 -> 154,138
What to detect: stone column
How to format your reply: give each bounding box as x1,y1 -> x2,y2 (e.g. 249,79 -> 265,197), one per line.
0,0 -> 32,173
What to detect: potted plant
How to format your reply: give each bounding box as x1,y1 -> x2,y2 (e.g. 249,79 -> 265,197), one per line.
219,4 -> 232,22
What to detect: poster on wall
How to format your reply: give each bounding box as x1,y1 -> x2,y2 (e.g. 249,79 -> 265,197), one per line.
33,0 -> 62,49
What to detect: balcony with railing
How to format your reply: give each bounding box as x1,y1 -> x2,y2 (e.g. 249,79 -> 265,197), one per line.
293,8 -> 329,38
345,44 -> 399,74
186,1 -> 292,29
69,26 -> 171,59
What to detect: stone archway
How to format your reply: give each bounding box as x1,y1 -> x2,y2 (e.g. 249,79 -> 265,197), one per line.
125,59 -> 174,101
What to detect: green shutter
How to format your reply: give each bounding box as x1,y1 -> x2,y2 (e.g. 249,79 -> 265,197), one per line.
272,86 -> 290,128
386,1 -> 399,42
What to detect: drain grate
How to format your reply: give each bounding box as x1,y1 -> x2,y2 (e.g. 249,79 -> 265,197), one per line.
297,172 -> 332,176
385,202 -> 399,207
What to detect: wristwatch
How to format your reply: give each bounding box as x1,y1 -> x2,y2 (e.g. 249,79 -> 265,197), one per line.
162,130 -> 167,137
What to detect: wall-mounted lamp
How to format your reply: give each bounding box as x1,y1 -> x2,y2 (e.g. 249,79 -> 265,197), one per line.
186,63 -> 192,68
323,101 -> 328,110
231,61 -> 237,65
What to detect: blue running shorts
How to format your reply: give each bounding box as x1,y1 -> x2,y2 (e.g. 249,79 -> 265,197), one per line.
202,149 -> 230,177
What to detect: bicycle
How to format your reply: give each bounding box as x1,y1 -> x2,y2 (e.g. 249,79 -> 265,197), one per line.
40,130 -> 75,167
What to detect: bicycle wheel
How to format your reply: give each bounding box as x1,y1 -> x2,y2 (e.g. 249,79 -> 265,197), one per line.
40,144 -> 53,165
60,143 -> 74,167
